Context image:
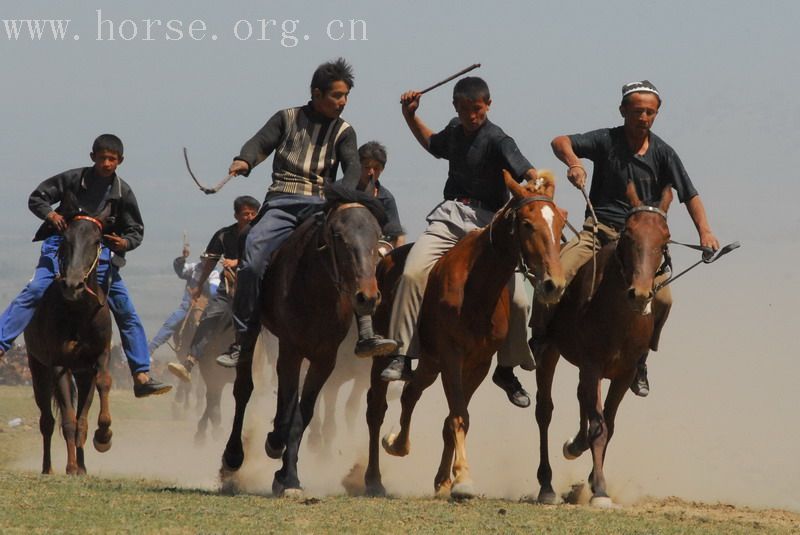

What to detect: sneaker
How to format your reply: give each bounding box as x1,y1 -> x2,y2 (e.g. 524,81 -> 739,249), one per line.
133,377 -> 172,398
380,356 -> 413,382
354,336 -> 398,358
167,359 -> 194,383
492,366 -> 531,408
216,343 -> 240,368
630,361 -> 650,397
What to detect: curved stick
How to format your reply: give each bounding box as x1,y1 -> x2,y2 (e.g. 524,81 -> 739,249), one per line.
183,147 -> 234,195
419,63 -> 481,95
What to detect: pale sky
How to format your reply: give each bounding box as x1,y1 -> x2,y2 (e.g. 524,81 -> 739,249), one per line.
1,0 -> 798,510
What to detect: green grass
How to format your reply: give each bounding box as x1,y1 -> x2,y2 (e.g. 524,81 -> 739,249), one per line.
0,386 -> 796,534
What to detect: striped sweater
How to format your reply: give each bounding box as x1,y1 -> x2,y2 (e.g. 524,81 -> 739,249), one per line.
235,103 -> 360,197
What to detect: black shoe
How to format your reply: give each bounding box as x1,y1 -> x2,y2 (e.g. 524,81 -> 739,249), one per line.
134,377 -> 172,398
380,356 -> 413,382
492,366 -> 531,408
355,336 -> 399,359
630,361 -> 650,397
216,343 -> 240,368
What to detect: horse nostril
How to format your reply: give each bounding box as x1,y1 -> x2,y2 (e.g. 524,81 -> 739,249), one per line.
356,291 -> 368,305
627,288 -> 637,301
543,279 -> 556,294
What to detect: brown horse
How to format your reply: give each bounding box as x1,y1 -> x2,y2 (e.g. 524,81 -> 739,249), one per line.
25,204 -> 114,475
366,171 -> 566,498
534,181 -> 673,507
221,196 -> 384,496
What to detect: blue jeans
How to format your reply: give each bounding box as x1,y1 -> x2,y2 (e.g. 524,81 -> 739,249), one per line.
0,235 -> 151,374
148,292 -> 191,354
233,194 -> 325,336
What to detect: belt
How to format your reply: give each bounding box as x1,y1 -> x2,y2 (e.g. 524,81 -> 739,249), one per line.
450,197 -> 492,210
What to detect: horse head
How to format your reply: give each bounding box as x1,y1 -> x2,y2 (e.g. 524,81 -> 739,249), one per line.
322,202 -> 383,316
58,195 -> 111,302
502,169 -> 566,304
618,181 -> 672,314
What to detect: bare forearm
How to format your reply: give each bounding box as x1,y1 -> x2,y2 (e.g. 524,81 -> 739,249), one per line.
405,112 -> 433,151
685,195 -> 720,249
551,136 -> 582,167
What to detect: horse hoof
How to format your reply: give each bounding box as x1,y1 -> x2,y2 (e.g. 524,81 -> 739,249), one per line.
221,450 -> 243,473
381,433 -> 408,457
93,437 -> 112,453
563,438 -> 579,460
538,489 -> 559,505
450,481 -> 476,500
590,496 -> 615,508
265,434 -> 285,460
283,488 -> 304,499
364,483 -> 386,498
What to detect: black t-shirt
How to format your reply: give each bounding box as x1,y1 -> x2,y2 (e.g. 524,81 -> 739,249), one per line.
204,223 -> 240,260
569,126 -> 698,229
429,118 -> 533,211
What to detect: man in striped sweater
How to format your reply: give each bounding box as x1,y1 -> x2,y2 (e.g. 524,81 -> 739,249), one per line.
216,58 -> 397,368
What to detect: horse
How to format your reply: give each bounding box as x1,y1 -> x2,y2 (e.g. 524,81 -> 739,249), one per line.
24,202 -> 114,475
365,170 -> 567,498
193,323 -> 235,445
533,181 -> 673,507
220,190 -> 385,496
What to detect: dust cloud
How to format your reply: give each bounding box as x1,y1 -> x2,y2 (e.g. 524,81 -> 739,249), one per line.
12,267 -> 800,514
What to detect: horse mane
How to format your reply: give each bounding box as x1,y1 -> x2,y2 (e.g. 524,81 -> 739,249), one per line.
323,182 -> 388,227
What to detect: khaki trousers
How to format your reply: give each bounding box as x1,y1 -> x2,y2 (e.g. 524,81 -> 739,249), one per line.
388,201 -> 535,370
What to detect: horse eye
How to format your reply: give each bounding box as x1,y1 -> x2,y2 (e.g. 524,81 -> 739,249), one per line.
521,220 -> 534,230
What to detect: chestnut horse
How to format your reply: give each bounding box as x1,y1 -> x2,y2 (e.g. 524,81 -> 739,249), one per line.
221,194 -> 384,496
25,204 -> 114,475
366,171 -> 566,498
534,181 -> 673,507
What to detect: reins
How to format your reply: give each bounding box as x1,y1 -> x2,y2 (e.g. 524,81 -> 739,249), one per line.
315,203 -> 366,291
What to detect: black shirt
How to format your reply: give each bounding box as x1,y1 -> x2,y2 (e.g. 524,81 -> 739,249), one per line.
428,118 -> 533,212
371,181 -> 403,239
204,223 -> 240,260
569,127 -> 698,229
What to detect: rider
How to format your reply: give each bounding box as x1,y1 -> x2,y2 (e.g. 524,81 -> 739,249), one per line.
147,243 -> 220,356
216,58 -> 397,369
532,80 -> 720,397
0,134 -> 172,398
166,195 -> 259,380
380,76 -> 539,409
356,141 -> 406,254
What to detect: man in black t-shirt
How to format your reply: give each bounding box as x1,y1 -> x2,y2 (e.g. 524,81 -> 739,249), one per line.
532,80 -> 720,397
380,77 -> 539,409
167,196 -> 259,382
356,141 -> 405,253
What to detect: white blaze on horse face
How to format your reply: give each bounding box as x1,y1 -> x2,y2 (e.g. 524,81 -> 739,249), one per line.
541,205 -> 556,244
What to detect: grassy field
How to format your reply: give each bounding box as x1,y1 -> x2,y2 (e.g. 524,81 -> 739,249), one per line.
0,385 -> 797,534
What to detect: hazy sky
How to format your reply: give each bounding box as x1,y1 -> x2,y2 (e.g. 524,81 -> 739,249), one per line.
1,1 -> 798,510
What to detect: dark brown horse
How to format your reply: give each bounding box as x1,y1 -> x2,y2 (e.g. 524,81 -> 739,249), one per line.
534,181 -> 673,507
221,197 -> 384,496
366,171 -> 566,498
25,204 -> 114,475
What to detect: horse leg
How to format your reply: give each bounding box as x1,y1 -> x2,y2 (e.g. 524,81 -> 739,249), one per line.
580,372 -> 612,507
535,345 -> 561,504
266,346 -> 302,461
440,356 -> 476,499
345,373 -> 368,433
365,356 -> 391,497
72,369 -> 96,475
195,368 -> 212,446
55,369 -> 79,475
564,369 -> 593,460
273,353 -> 335,496
93,349 -> 113,453
382,354 -> 439,458
221,350 -> 254,473
29,356 -> 55,474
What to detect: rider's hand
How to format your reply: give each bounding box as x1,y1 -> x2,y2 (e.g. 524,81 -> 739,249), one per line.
400,91 -> 421,117
228,160 -> 250,177
699,230 -> 720,253
566,165 -> 587,190
46,211 -> 67,233
222,258 -> 238,270
103,233 -> 128,253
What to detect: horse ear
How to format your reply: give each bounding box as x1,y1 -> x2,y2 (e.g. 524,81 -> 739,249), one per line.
625,181 -> 643,207
658,184 -> 674,213
503,169 -> 525,199
532,169 -> 556,198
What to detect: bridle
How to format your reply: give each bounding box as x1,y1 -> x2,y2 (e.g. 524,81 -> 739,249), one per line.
58,214 -> 105,305
316,203 -> 371,291
612,205 -> 669,293
490,195 -> 561,285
